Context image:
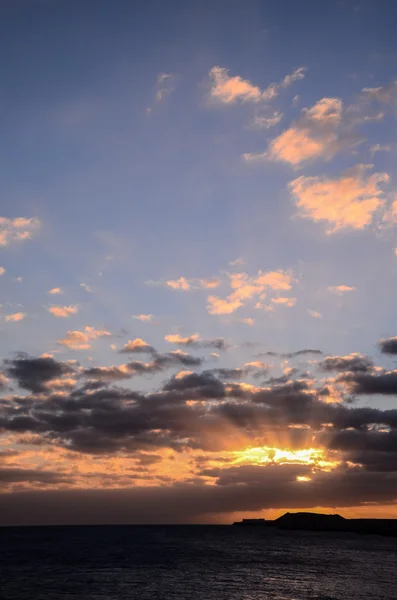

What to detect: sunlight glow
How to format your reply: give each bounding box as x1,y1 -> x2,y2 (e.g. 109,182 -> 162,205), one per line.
234,446 -> 339,470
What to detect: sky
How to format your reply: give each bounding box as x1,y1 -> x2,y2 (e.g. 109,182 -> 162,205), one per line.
1,0 -> 397,525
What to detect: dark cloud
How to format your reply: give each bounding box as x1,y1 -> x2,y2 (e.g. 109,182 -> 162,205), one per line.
210,368 -> 244,380
328,429 -> 397,453
1,363 -> 397,459
1,465 -> 397,525
162,371 -> 225,396
0,467 -> 71,485
326,429 -> 397,472
136,453 -> 163,466
4,354 -> 75,393
338,370 -> 397,395
258,349 -> 322,359
379,336 -> 397,355
320,354 -> 373,373
153,352 -> 204,368
0,374 -> 8,390
167,337 -> 229,351
81,352 -> 205,382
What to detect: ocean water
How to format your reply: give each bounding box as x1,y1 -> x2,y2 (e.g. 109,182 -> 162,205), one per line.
1,525 -> 396,600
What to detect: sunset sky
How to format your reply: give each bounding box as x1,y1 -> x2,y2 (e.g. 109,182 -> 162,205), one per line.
1,0 -> 397,525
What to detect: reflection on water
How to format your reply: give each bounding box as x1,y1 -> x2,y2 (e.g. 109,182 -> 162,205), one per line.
1,525 -> 396,599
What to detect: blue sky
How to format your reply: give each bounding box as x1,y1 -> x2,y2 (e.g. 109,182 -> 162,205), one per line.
1,0 -> 397,522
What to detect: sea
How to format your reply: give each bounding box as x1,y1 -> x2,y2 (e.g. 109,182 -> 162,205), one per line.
1,525 -> 396,600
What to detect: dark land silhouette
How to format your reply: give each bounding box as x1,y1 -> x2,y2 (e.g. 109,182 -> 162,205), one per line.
233,512 -> 397,536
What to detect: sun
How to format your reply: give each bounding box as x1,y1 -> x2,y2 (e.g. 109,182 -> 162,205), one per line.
233,446 -> 339,470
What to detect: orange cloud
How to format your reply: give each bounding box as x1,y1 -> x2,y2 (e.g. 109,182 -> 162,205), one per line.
58,326 -> 111,350
328,285 -> 356,295
0,266 -> 5,276
207,295 -> 243,315
209,66 -> 263,103
272,297 -> 297,307
0,216 -> 40,247
132,314 -> 153,322
209,66 -> 305,104
5,312 -> 25,322
265,97 -> 356,167
289,165 -> 388,233
166,277 -> 191,291
255,270 -> 293,290
307,309 -> 322,319
48,287 -> 63,295
48,305 -> 78,318
175,370 -> 193,379
239,317 -> 254,326
122,338 -> 152,352
268,127 -> 326,165
207,270 -> 295,315
200,279 -> 220,289
165,333 -> 200,345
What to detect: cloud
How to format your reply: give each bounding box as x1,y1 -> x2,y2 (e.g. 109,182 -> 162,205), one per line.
255,271 -> 293,290
0,468 -> 71,486
82,364 -> 133,382
3,327 -> 397,522
265,97 -> 364,167
120,339 -> 156,354
379,336 -> 397,355
320,353 -> 373,373
80,283 -> 92,293
307,310 -> 322,319
328,285 -> 356,295
155,72 -> 175,103
229,258 -> 245,267
209,66 -> 305,105
48,305 -> 78,318
58,326 -> 111,350
242,151 -> 268,162
271,297 -> 297,307
289,165 -> 388,233
382,198 -> 397,225
48,288 -> 63,295
4,354 -> 75,393
0,217 -> 40,247
207,270 -> 294,315
164,333 -> 228,350
5,312 -> 25,322
370,144 -> 393,155
0,373 -> 9,390
252,111 -> 283,129
166,277 -> 191,291
199,279 -> 220,289
259,349 -> 322,359
239,317 -> 254,326
132,314 -> 153,322
2,342 -> 397,482
165,333 -> 200,345
1,465 -> 397,525
268,127 -> 328,166
338,370 -> 397,395
362,80 -> 397,106
0,267 -> 5,276
207,295 -> 243,315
